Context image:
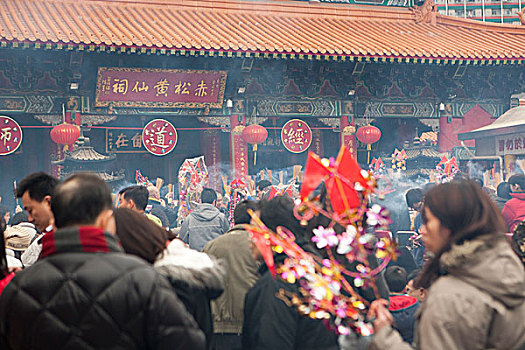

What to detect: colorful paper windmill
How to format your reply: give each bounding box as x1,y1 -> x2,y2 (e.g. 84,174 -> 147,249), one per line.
300,146 -> 371,215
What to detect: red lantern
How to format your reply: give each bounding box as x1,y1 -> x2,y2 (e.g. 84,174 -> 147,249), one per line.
242,124 -> 268,165
356,125 -> 381,148
50,123 -> 80,145
356,124 -> 381,164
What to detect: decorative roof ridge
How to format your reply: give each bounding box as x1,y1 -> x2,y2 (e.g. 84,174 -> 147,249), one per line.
44,0 -> 417,21
436,13 -> 525,34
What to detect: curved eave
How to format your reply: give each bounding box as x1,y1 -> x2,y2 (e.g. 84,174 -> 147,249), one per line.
0,0 -> 524,64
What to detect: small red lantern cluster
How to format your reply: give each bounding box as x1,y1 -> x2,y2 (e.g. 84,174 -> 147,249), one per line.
242,124 -> 268,165
50,123 -> 80,145
356,125 -> 381,147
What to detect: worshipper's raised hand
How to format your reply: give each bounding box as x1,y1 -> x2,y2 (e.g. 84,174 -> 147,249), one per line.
368,299 -> 393,332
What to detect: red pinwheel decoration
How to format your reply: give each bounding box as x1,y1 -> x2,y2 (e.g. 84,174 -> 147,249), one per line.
370,157 -> 385,173
391,149 -> 407,172
268,184 -> 295,200
436,156 -> 458,182
300,146 -> 370,215
135,170 -> 151,186
230,178 -> 247,190
437,156 -> 458,174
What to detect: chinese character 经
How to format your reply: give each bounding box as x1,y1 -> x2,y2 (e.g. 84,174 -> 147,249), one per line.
115,133 -> 129,148
131,81 -> 149,93
0,127 -> 12,146
174,81 -> 191,95
112,79 -> 129,94
194,80 -> 208,97
131,133 -> 142,148
153,79 -> 170,97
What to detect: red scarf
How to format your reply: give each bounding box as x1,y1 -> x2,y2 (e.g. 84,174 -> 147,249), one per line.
41,226 -> 123,258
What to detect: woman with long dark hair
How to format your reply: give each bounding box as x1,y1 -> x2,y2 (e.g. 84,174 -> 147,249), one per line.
369,180 -> 525,349
113,208 -> 224,350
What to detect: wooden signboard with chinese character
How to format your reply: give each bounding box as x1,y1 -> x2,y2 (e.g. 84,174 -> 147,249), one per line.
142,119 -> 178,156
281,119 -> 312,153
106,129 -> 146,154
95,67 -> 227,109
496,133 -> 525,156
0,115 -> 22,156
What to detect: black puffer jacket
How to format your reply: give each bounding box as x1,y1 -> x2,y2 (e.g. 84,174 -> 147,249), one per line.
0,226 -> 206,350
154,239 -> 225,350
242,263 -> 339,350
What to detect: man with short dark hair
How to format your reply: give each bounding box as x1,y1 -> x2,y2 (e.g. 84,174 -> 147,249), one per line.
203,200 -> 260,350
384,266 -> 419,344
0,173 -> 206,349
180,188 -> 229,251
256,180 -> 272,199
502,174 -> 525,232
15,172 -> 58,233
15,172 -> 59,267
119,185 -> 163,227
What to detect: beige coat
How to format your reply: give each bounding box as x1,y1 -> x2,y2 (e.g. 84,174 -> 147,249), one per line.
369,235 -> 525,350
202,225 -> 260,334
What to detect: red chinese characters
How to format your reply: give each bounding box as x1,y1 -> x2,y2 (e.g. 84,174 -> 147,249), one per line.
142,119 -> 178,156
0,116 -> 22,156
95,67 -> 227,108
281,119 -> 312,153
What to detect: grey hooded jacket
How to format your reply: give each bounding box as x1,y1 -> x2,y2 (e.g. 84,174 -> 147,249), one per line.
180,203 -> 229,251
369,235 -> 525,350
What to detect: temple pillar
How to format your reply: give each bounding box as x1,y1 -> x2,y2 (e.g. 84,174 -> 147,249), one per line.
202,129 -> 222,192
229,114 -> 248,181
312,128 -> 324,157
340,115 -> 357,159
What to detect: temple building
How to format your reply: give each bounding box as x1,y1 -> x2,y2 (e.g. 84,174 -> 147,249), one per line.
0,0 -> 524,198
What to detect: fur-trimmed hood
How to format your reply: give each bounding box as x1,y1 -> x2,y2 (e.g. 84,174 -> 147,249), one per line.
440,235 -> 525,308
154,239 -> 225,297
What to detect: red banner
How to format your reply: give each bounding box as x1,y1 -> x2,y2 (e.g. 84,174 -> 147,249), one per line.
230,115 -> 248,181
95,67 -> 227,108
340,116 -> 357,159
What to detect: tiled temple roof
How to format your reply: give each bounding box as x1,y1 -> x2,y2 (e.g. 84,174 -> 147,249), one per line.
0,0 -> 524,62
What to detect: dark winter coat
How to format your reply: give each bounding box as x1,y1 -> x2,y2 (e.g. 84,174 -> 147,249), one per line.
491,194 -> 509,211
148,198 -> 171,228
0,226 -> 206,350
242,263 -> 339,350
502,192 -> 525,232
387,247 -> 419,275
154,239 -> 225,350
180,203 -> 229,251
388,294 -> 419,344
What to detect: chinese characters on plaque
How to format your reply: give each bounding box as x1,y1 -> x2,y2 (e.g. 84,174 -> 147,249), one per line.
496,134 -> 525,156
281,119 -> 312,153
0,116 -> 22,156
95,67 -> 227,108
142,119 -> 178,156
106,129 -> 146,154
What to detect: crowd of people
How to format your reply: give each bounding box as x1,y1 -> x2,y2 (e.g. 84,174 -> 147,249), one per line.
0,170 -> 523,349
